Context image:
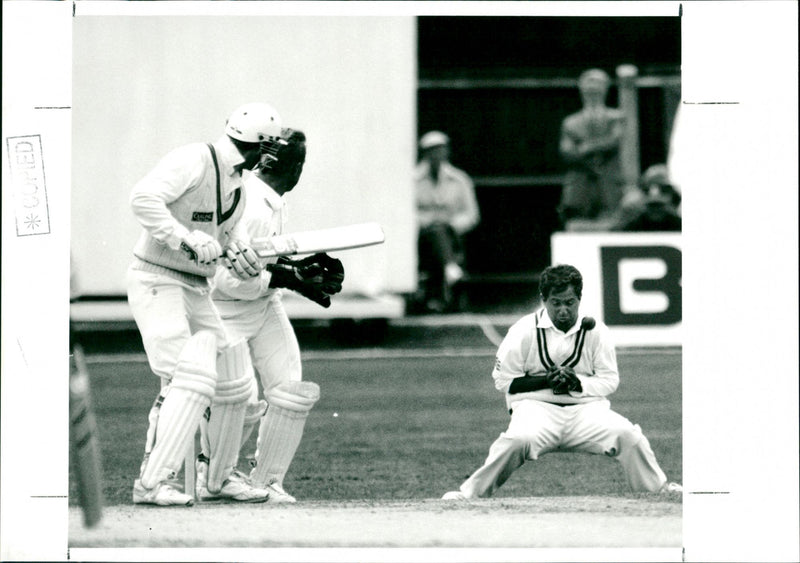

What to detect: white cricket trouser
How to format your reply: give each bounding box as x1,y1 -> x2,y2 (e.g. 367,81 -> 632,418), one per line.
127,267 -> 230,379
215,294 -> 306,481
128,266 -> 231,487
214,293 -> 301,391
459,399 -> 667,498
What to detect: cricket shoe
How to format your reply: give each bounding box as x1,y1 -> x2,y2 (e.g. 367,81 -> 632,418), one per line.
441,491 -> 468,500
133,479 -> 194,506
265,481 -> 297,504
660,481 -> 683,494
196,462 -> 270,503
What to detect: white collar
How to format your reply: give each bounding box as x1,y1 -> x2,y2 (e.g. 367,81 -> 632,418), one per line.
537,308 -> 583,336
213,135 -> 246,175
247,173 -> 285,210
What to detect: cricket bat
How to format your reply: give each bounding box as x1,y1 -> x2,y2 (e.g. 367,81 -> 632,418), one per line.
251,222 -> 385,258
70,343 -> 104,527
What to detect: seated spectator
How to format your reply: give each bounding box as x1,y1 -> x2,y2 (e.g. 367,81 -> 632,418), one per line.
613,164 -> 682,232
414,131 -> 480,313
557,68 -> 626,227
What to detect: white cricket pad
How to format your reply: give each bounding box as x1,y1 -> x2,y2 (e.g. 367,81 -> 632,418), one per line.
250,381 -> 320,487
140,331 -> 217,489
252,222 -> 384,258
240,398 -> 268,450
203,339 -> 255,493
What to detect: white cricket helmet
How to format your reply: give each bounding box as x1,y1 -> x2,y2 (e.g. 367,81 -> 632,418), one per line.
226,102 -> 282,143
225,102 -> 284,168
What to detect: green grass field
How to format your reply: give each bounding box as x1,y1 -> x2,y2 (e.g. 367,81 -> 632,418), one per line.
75,345 -> 682,507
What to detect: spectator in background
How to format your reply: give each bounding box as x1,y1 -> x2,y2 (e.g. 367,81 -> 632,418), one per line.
414,131 -> 480,313
613,164 -> 682,232
557,69 -> 625,227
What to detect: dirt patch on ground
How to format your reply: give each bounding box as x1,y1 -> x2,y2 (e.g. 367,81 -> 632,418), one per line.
69,496 -> 681,552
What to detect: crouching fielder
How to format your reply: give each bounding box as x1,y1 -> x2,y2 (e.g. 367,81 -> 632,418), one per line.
212,129 -> 343,502
127,103 -> 284,506
443,264 -> 681,500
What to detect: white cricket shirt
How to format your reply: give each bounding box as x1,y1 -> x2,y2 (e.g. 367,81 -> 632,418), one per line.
212,172 -> 287,301
493,308 -> 620,410
130,135 -> 249,278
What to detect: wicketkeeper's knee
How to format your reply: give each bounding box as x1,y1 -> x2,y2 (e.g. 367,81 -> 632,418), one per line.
267,381 -> 321,413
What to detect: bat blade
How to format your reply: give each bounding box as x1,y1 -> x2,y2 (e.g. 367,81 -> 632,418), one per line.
252,222 -> 385,258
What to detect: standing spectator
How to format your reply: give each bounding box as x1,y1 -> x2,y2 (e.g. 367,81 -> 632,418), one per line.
414,130 -> 480,312
558,69 -> 625,226
613,164 -> 681,232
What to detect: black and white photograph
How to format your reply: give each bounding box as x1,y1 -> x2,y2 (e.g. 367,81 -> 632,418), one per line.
1,2 -> 797,562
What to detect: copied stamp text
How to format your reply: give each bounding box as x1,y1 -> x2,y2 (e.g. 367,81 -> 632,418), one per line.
7,135 -> 50,236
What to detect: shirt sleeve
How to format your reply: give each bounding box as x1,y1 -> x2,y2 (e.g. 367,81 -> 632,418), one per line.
450,173 -> 480,235
492,320 -> 532,393
571,323 -> 620,398
129,145 -> 204,250
559,117 -> 583,162
213,265 -> 272,301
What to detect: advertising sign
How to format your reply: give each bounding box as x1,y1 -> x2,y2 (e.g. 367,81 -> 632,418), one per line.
551,232 -> 682,346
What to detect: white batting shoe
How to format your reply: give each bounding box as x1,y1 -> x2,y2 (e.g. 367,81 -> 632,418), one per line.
660,482 -> 683,494
442,491 -> 468,500
133,479 -> 194,506
266,482 -> 297,504
196,462 -> 270,503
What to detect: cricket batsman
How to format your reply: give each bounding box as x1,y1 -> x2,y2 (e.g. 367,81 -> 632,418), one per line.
127,103 -> 284,506
443,264 -> 682,499
211,128 -> 344,502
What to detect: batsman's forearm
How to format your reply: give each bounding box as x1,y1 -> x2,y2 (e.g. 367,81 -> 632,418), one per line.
130,191 -> 190,250
508,374 -> 550,394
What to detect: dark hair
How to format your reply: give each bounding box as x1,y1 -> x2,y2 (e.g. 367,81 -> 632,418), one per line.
539,264 -> 583,300
269,129 -> 307,176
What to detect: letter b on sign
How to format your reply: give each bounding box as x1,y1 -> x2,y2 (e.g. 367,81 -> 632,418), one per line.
601,246 -> 681,326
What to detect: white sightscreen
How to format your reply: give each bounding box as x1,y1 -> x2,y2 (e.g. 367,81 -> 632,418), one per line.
72,15 -> 418,296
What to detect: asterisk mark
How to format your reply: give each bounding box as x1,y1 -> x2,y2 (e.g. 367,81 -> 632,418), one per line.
24,214 -> 41,230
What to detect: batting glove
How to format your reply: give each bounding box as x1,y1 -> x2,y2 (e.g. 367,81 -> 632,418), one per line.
181,230 -> 223,266
223,240 -> 262,279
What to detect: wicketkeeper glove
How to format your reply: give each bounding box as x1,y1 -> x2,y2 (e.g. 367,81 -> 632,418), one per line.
546,366 -> 583,395
267,252 -> 345,308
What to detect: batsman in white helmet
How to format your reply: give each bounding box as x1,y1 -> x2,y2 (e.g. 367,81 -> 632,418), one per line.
442,264 -> 682,500
127,102 -> 283,506
212,128 -> 344,503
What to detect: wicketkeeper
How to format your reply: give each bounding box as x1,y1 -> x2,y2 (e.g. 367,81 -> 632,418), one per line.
211,128 -> 344,503
127,103 -> 284,506
443,264 -> 681,500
